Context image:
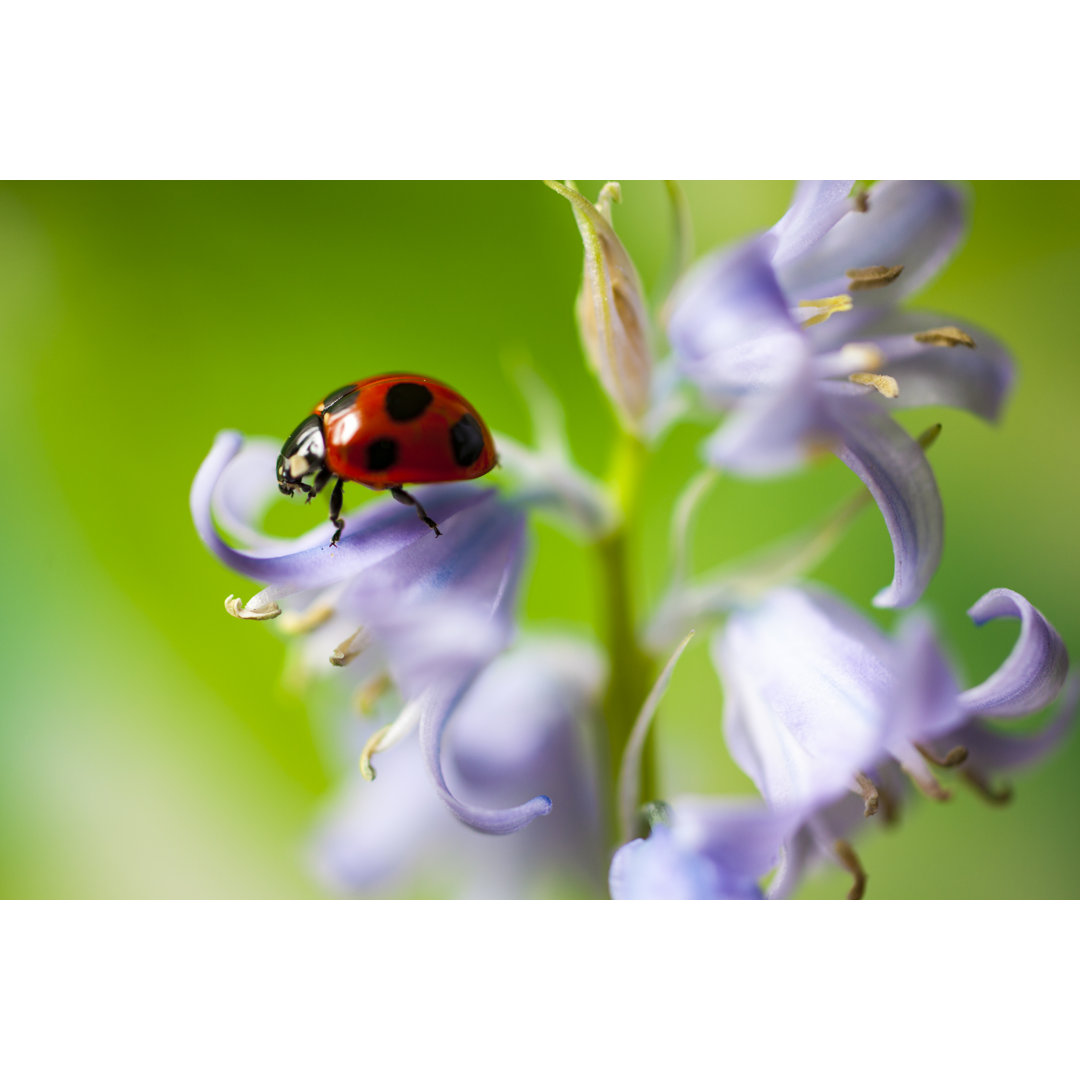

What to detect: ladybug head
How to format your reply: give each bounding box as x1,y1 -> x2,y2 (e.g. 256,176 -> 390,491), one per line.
277,414 -> 327,495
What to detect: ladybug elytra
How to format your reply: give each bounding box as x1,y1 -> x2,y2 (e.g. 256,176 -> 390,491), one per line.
276,374 -> 497,544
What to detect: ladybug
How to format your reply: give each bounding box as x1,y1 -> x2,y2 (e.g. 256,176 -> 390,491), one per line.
276,374 -> 497,544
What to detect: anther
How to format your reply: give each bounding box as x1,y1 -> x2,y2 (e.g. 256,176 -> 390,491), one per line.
961,770 -> 1014,806
224,595 -> 281,620
905,764 -> 952,802
846,264 -> 904,290
797,294 -> 852,326
853,188 -> 870,213
278,603 -> 334,635
914,326 -> 976,349
834,840 -> 868,900
917,423 -> 943,451
849,372 -> 899,398
329,626 -> 373,667
840,342 -> 885,371
358,723 -> 391,781
353,673 -> 391,715
917,742 -> 969,768
853,772 -> 880,817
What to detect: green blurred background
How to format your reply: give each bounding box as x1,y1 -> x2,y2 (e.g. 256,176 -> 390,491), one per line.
0,181 -> 1076,899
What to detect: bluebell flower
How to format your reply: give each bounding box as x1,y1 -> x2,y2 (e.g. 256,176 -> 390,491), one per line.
312,638 -> 607,898
667,181 -> 1015,608
610,800 -> 792,900
715,584 -> 1073,895
191,430 -> 552,836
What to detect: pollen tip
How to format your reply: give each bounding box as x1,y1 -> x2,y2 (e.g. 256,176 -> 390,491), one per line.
914,326 -> 976,349
224,595 -> 282,621
846,264 -> 904,290
849,372 -> 899,399
917,423 -> 943,451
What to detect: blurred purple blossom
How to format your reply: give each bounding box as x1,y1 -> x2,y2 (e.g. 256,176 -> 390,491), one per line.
667,181 -> 1015,608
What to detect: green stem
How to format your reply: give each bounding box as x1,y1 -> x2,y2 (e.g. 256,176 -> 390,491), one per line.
595,429 -> 655,848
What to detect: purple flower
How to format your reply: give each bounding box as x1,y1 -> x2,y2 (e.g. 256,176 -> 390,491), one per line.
312,638 -> 607,898
715,584 -> 1073,896
610,800 -> 792,900
191,430 -> 552,836
668,181 -> 1014,608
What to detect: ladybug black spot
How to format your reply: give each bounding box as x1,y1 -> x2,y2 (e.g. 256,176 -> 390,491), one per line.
366,437 -> 398,472
385,382 -> 434,422
450,413 -> 484,468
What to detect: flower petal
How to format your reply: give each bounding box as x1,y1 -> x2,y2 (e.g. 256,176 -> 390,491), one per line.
716,587 -> 895,813
192,430 -> 504,592
418,680 -> 554,835
888,613 -> 964,744
818,308 -> 1015,423
610,827 -> 731,899
768,180 -> 857,266
702,356 -> 835,476
777,180 -> 967,304
668,235 -> 806,398
831,403 -> 943,608
957,589 -> 1070,718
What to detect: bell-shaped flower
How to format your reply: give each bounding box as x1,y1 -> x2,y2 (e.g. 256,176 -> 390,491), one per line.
610,799 -> 794,900
312,637 -> 608,898
715,584 -> 1073,896
667,181 -> 1015,608
191,430 -> 551,836
546,181 -> 655,432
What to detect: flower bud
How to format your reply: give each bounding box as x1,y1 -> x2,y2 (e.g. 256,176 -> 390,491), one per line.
546,181 -> 655,431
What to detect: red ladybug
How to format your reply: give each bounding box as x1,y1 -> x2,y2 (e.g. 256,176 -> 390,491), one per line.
276,374 -> 497,543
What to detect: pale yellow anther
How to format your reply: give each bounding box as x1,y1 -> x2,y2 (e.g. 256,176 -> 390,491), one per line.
846,264 -> 904,290
358,723 -> 392,781
353,673 -> 391,715
797,294 -> 853,326
914,326 -> 976,348
224,595 -> 281,621
849,372 -> 899,398
278,603 -> 335,635
840,342 -> 886,371
329,626 -> 373,667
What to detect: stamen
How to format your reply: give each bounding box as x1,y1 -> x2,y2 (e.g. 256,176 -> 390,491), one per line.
797,294 -> 852,326
904,763 -> 952,802
853,772 -> 880,817
329,626 -> 373,667
961,769 -> 1014,806
849,372 -> 899,398
916,742 -> 969,768
914,326 -> 976,348
846,264 -> 904,290
224,594 -> 281,621
840,342 -> 885,371
353,673 -> 391,715
853,187 -> 870,213
278,603 -> 334,635
834,840 -> 867,900
358,724 -> 391,781
358,695 -> 426,780
917,423 -> 943,451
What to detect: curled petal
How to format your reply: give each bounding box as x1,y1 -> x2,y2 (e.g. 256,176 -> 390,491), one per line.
952,676 -> 1079,774
418,681 -> 553,835
669,235 -> 806,397
192,431 -> 498,591
958,589 -> 1070,718
210,438 -> 294,549
768,180 -> 857,266
778,180 -> 967,303
716,587 -> 894,813
832,404 -> 943,608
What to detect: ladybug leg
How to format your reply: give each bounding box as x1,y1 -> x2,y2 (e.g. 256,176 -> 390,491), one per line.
390,486 -> 442,537
307,467 -> 333,505
329,477 -> 346,546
